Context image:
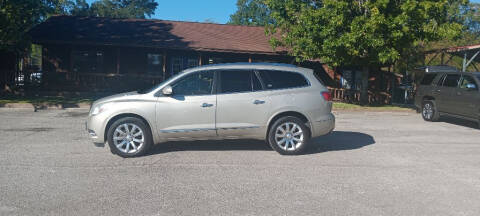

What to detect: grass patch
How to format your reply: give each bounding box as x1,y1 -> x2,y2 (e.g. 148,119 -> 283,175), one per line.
333,102 -> 415,111
0,95 -> 95,105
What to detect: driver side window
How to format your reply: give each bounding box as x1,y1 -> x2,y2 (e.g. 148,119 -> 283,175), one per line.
459,76 -> 478,90
171,71 -> 214,96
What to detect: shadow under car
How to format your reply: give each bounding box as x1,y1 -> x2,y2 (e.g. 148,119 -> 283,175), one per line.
146,131 -> 375,155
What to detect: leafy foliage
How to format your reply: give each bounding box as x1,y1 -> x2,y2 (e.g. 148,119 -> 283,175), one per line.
0,0 -> 56,52
89,0 -> 158,19
228,0 -> 274,26
265,0 -> 466,67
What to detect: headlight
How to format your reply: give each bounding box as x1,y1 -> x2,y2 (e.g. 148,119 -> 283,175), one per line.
90,103 -> 113,116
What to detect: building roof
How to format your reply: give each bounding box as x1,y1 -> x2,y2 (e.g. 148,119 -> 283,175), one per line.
426,44 -> 480,54
29,15 -> 286,55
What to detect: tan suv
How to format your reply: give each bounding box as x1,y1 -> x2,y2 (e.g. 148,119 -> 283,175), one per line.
86,63 -> 335,157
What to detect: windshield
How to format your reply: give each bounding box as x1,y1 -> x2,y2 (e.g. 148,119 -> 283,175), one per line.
136,73 -> 181,94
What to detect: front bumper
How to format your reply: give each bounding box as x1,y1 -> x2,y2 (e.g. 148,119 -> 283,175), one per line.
311,113 -> 335,137
86,114 -> 106,145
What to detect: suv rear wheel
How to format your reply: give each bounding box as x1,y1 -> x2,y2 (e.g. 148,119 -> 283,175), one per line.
422,101 -> 440,121
107,117 -> 153,157
268,116 -> 310,155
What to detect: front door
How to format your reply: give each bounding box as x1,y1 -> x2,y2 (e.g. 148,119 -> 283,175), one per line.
216,69 -> 270,137
436,74 -> 461,114
456,75 -> 480,118
156,70 -> 217,139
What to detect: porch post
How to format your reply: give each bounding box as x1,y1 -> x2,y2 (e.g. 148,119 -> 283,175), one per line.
465,50 -> 480,71
163,50 -> 167,80
69,46 -> 74,81
116,47 -> 120,74
199,53 -> 202,66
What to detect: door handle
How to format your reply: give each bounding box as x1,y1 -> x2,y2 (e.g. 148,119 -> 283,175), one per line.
253,100 -> 265,105
457,92 -> 462,96
201,103 -> 213,108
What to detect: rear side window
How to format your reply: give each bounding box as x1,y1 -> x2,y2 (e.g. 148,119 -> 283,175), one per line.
442,74 -> 461,87
258,70 -> 309,90
219,70 -> 264,93
420,73 -> 437,85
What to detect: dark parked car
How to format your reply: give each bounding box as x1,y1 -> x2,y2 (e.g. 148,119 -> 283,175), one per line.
415,72 -> 480,127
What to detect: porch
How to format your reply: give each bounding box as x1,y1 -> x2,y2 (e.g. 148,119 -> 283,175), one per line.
39,44 -> 297,92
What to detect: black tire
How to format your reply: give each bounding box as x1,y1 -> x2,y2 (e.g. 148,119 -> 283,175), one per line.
268,116 -> 311,155
107,117 -> 153,157
422,101 -> 440,122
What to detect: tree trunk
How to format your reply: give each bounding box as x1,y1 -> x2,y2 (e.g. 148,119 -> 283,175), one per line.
360,65 -> 369,105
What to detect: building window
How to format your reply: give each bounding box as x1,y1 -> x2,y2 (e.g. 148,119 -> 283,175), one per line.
146,53 -> 163,75
187,58 -> 198,68
72,50 -> 103,73
171,57 -> 183,74
171,56 -> 199,75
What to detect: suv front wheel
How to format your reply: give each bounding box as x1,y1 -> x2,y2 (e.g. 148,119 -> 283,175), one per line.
268,116 -> 311,155
107,117 -> 153,157
422,101 -> 440,122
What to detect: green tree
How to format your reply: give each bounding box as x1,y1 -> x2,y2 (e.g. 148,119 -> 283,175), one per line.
89,0 -> 158,19
228,0 -> 274,26
70,0 -> 91,17
265,0 -> 466,104
0,0 -> 59,52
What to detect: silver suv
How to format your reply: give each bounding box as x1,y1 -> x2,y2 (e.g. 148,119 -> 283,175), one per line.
86,63 -> 335,157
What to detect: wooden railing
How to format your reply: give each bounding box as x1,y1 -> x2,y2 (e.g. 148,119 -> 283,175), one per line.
328,87 -> 392,104
41,72 -> 165,92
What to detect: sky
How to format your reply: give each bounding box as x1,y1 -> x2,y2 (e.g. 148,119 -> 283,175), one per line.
86,0 -> 238,24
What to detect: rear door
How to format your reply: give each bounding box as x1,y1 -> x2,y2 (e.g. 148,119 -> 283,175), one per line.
215,69 -> 270,138
435,74 -> 461,114
456,75 -> 480,118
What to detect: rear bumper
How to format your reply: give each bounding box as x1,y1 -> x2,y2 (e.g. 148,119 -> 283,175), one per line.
311,113 -> 335,137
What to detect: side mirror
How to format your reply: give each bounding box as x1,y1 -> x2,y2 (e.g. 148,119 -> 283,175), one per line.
162,85 -> 173,96
466,83 -> 477,91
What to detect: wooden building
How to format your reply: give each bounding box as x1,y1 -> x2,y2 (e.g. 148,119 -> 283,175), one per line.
28,15 -> 333,93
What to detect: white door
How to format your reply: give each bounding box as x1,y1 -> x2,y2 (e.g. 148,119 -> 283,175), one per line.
156,70 -> 217,139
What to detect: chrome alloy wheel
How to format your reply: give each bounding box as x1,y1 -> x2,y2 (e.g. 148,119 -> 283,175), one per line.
113,123 -> 144,154
274,122 -> 304,151
423,103 -> 433,120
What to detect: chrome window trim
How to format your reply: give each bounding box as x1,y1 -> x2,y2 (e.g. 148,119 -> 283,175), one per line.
217,126 -> 260,130
160,128 -> 216,133
160,126 -> 260,133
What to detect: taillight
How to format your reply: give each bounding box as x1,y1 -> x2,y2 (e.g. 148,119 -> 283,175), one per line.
321,91 -> 332,101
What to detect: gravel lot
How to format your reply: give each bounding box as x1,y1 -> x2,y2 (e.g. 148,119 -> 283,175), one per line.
0,108 -> 479,216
